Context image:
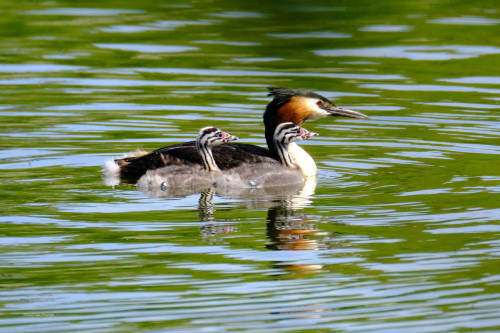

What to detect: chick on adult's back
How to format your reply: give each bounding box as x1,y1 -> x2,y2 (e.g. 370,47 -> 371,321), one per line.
137,127 -> 237,191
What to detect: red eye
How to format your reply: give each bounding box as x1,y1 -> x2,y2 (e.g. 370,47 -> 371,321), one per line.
316,101 -> 322,107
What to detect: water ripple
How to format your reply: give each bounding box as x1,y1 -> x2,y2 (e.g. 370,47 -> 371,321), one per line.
422,102 -> 500,109
133,67 -> 406,80
0,77 -> 261,87
99,19 -> 214,33
0,64 -> 86,73
267,31 -> 351,38
192,40 -> 260,46
359,83 -> 500,93
315,45 -> 500,60
427,16 -> 500,25
438,76 -> 500,84
359,25 -> 412,32
25,8 -> 144,16
94,43 -> 199,53
208,11 -> 265,18
42,103 -> 249,112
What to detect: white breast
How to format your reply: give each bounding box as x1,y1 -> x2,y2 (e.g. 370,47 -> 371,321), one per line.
287,142 -> 317,177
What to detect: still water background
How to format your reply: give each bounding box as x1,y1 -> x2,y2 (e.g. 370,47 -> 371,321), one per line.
1,0 -> 499,332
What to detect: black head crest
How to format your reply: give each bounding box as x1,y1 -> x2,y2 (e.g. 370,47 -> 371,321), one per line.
267,87 -> 331,106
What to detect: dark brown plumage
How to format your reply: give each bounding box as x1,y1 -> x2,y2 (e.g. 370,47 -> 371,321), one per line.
117,141 -> 276,183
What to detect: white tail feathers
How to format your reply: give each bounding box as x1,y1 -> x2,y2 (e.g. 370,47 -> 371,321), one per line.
102,159 -> 121,187
102,149 -> 148,187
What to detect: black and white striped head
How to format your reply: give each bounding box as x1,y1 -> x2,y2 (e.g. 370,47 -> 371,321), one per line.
273,122 -> 318,145
197,127 -> 238,147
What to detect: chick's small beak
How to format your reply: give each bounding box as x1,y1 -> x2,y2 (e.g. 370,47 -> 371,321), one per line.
222,132 -> 238,142
323,105 -> 368,119
300,128 -> 318,140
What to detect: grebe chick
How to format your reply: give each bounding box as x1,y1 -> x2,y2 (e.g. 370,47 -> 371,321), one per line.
214,122 -> 317,189
137,127 -> 237,190
111,87 -> 368,183
195,127 -> 238,172
273,122 -> 318,169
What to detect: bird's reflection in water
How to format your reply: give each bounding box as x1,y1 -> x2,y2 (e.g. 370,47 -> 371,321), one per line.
264,179 -> 329,275
198,188 -> 215,222
136,176 -> 339,273
197,188 -> 240,243
266,205 -> 327,251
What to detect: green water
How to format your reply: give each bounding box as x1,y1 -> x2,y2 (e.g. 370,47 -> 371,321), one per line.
1,0 -> 499,332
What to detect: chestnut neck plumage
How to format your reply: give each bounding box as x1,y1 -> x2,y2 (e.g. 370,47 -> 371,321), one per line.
264,96 -> 302,160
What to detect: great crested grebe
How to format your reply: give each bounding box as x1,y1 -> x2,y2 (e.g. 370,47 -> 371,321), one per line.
137,126 -> 237,189
214,122 -> 318,189
111,87 -> 368,183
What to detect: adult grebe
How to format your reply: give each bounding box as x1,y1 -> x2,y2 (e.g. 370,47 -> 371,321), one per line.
112,87 -> 368,183
136,126 -> 237,190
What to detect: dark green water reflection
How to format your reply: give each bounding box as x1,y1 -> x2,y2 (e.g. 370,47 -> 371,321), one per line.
1,0 -> 499,332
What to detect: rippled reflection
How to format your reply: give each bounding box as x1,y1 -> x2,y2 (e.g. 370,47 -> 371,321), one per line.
427,16 -> 500,25
265,205 -> 328,274
267,31 -> 351,38
315,45 -> 500,60
136,173 -> 317,209
25,7 -> 144,15
358,25 -> 412,32
94,43 -> 199,53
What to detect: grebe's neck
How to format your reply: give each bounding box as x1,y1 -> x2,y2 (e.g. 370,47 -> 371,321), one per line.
286,143 -> 317,177
272,130 -> 317,177
265,112 -> 300,160
196,141 -> 220,172
274,139 -> 295,168
264,116 -> 280,160
264,94 -> 308,160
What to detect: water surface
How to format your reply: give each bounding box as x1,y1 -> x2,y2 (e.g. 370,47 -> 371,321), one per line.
1,0 -> 499,332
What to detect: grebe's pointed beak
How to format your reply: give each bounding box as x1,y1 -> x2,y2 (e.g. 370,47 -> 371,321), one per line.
300,128 -> 318,140
221,132 -> 238,143
323,105 -> 368,119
